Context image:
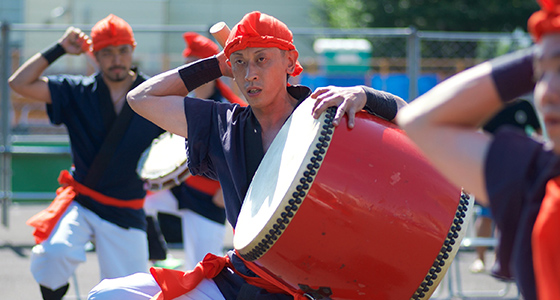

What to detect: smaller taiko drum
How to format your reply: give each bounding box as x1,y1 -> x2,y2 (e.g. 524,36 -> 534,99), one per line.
234,98 -> 474,300
137,132 -> 191,191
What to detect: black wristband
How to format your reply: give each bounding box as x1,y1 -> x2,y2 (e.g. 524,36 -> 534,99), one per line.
361,86 -> 399,121
40,43 -> 66,65
178,56 -> 222,92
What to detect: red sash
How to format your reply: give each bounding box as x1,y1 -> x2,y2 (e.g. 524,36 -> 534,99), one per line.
56,170 -> 145,209
26,170 -> 145,244
185,176 -> 221,196
532,177 -> 560,300
145,176 -> 220,197
149,251 -> 307,300
26,184 -> 76,244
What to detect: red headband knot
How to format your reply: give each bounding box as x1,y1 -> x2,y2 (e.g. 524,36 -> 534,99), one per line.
182,32 -> 219,59
224,11 -> 303,77
528,0 -> 560,42
91,14 -> 136,52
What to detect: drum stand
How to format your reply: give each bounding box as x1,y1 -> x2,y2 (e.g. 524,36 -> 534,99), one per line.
71,271 -> 82,300
443,209 -> 520,299
449,246 -> 518,299
68,241 -> 95,300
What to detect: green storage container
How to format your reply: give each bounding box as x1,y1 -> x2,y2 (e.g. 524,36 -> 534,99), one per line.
313,38 -> 372,74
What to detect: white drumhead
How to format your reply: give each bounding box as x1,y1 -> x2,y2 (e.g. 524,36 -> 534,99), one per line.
137,132 -> 188,181
234,98 -> 333,254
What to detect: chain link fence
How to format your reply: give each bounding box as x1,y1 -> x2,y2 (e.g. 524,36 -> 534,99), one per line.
1,23 -> 533,134
0,23 -> 534,223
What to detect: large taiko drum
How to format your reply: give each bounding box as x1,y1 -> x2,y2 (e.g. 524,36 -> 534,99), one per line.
234,98 -> 474,300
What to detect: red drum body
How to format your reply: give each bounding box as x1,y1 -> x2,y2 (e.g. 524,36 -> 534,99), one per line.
234,99 -> 473,300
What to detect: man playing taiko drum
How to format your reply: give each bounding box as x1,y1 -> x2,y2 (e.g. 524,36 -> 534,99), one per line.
88,11 -> 406,300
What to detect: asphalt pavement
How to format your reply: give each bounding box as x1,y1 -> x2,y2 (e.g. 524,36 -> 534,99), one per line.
1,202 -> 521,300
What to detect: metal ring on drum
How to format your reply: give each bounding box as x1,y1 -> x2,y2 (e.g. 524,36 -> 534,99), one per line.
234,98 -> 474,300
136,131 -> 191,191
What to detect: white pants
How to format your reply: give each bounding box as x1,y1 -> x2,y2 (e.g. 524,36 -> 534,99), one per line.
88,272 -> 225,300
30,202 -> 148,290
144,189 -> 226,270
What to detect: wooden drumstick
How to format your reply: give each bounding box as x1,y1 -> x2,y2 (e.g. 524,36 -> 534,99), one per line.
210,21 -> 230,48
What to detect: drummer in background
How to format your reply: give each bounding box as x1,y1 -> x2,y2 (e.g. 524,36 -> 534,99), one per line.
88,11 -> 406,300
144,32 -> 247,270
469,98 -> 542,275
8,14 -> 165,300
397,1 -> 560,299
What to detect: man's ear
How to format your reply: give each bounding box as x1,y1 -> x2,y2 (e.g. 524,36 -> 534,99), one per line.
285,49 -> 298,75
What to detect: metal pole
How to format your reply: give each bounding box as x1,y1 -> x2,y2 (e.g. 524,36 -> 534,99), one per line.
407,26 -> 420,102
1,22 -> 12,228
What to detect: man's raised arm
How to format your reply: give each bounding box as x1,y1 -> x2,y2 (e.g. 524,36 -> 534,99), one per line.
9,27 -> 91,104
127,67 -> 190,137
128,52 -> 231,138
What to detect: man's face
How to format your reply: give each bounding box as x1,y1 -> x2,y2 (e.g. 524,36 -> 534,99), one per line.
94,44 -> 134,82
533,33 -> 560,152
229,47 -> 295,107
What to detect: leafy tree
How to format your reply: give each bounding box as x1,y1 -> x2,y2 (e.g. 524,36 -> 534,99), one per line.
311,0 -> 540,32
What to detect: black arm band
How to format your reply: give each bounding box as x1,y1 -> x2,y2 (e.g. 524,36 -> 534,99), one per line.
361,86 -> 400,121
40,43 -> 66,65
178,56 -> 222,92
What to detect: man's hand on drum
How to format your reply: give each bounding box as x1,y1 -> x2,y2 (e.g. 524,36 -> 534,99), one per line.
311,85 -> 367,128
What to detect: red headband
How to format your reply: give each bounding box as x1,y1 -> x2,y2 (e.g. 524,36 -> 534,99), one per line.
224,11 -> 303,77
182,32 -> 219,59
91,14 -> 136,52
528,0 -> 560,42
